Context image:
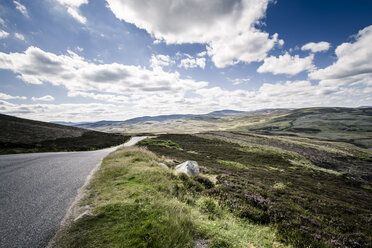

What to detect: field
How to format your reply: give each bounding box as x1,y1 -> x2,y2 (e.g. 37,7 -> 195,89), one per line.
137,133 -> 372,247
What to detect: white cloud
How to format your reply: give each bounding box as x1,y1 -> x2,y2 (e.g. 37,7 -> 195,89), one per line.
32,95 -> 55,102
75,46 -> 84,52
56,0 -> 88,24
309,25 -> 372,87
150,54 -> 174,70
0,46 -> 207,96
0,92 -> 26,100
257,52 -> 315,75
106,0 -> 283,68
0,18 -> 5,26
301,41 -> 331,53
178,57 -> 206,70
14,32 -> 25,41
0,30 -> 9,39
13,1 -> 29,18
68,91 -> 129,103
228,77 -> 251,86
197,51 -> 207,57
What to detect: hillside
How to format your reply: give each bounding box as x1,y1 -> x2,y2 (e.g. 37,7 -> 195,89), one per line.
0,114 -> 129,154
233,107 -> 372,148
72,109 -> 289,133
136,133 -> 372,247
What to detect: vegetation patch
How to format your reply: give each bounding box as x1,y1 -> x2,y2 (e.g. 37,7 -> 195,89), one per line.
138,138 -> 183,150
217,160 -> 249,169
141,133 -> 372,248
0,131 -> 130,154
53,147 -> 286,248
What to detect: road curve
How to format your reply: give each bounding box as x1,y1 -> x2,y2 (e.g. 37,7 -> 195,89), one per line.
0,136 -> 147,248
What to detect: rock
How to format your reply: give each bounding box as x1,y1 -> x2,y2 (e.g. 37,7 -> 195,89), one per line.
157,162 -> 169,170
194,239 -> 208,248
174,161 -> 199,176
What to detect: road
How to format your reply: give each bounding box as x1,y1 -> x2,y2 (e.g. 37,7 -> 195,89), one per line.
0,136 -> 147,248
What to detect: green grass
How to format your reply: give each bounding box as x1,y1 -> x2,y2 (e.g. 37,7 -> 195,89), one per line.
138,138 -> 183,150
53,147 -> 286,248
141,134 -> 372,248
217,160 -> 249,169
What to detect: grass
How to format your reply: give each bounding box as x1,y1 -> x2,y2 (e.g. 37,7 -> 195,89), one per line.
53,146 -> 287,248
140,134 -> 372,248
138,138 -> 183,150
217,159 -> 249,169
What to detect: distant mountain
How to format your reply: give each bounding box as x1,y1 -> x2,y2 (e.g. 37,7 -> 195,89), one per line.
56,109 -> 250,129
207,110 -> 246,116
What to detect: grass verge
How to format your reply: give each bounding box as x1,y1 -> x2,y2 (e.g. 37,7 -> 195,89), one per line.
52,146 -> 287,248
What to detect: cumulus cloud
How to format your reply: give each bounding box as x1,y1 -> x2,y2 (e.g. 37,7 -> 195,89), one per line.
309,25 -> 372,87
13,1 -> 29,18
14,32 -> 25,41
178,56 -> 206,70
0,30 -> 9,39
68,91 -> 129,103
228,77 -> 251,86
257,52 -> 315,75
56,0 -> 88,24
0,92 -> 26,100
150,54 -> 174,70
0,46 -> 207,97
301,41 -> 331,53
32,95 -> 55,102
106,0 -> 282,68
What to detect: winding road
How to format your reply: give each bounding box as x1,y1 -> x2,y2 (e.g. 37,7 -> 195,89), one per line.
0,136 -> 147,248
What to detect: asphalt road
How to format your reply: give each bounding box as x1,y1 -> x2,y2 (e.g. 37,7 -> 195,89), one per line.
0,137 -> 147,248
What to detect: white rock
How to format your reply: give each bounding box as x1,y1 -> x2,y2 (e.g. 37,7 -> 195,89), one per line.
157,162 -> 169,170
175,161 -> 199,176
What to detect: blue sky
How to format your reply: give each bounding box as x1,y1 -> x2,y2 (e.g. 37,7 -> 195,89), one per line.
0,0 -> 371,121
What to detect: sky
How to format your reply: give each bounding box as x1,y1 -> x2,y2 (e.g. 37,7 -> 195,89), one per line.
0,0 -> 371,122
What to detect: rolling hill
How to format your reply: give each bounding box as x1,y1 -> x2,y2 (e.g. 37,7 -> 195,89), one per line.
0,114 -> 129,154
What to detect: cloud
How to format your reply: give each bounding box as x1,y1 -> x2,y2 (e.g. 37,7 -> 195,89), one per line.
0,30 -> 9,39
309,25 -> 372,87
106,0 -> 283,68
301,41 -> 330,53
0,46 -> 207,96
0,92 -> 27,100
32,95 -> 55,102
56,0 -> 88,24
13,1 -> 29,18
150,54 -> 174,70
257,52 -> 315,75
75,46 -> 84,52
14,33 -> 25,41
0,18 -> 5,26
228,77 -> 251,86
68,91 -> 129,103
178,56 -> 206,69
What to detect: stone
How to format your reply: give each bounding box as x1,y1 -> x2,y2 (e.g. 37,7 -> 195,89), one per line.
157,162 -> 169,170
174,160 -> 199,176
